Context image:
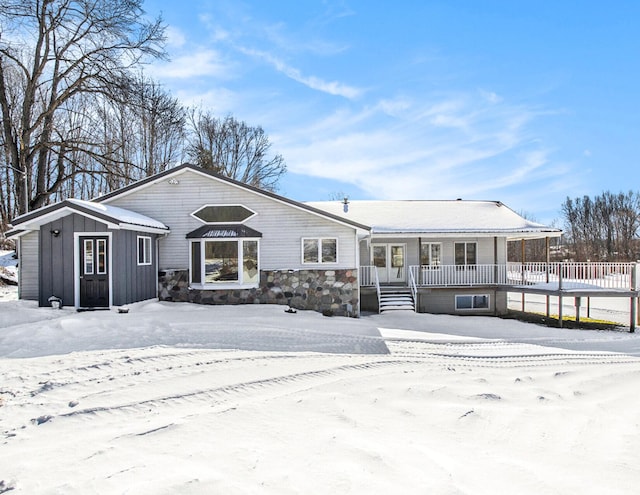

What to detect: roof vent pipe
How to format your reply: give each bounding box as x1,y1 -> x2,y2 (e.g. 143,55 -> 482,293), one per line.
343,197 -> 349,213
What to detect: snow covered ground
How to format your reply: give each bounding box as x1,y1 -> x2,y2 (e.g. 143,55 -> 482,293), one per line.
3,246 -> 640,494
2,297 -> 640,494
0,250 -> 18,301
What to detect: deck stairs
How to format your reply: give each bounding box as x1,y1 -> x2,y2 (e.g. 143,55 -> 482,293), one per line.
378,286 -> 415,313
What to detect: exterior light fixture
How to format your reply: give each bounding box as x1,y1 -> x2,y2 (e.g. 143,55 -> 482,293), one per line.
51,229 -> 61,237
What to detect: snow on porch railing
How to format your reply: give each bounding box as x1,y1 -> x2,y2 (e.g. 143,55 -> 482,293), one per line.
506,262 -> 638,290
409,265 -> 508,287
355,263 -> 640,290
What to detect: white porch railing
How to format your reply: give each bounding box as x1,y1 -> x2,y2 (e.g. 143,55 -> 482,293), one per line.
359,263 -> 639,291
506,262 -> 638,290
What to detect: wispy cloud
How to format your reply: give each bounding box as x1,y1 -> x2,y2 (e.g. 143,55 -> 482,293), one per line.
238,47 -> 363,99
274,90 -> 567,211
148,49 -> 232,80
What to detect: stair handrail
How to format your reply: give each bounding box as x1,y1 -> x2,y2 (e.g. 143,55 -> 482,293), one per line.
408,266 -> 418,312
374,268 -> 382,314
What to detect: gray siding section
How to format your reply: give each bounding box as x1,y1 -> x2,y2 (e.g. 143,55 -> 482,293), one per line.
19,231 -> 39,300
111,230 -> 158,306
40,214 -> 108,307
417,287 -> 506,315
38,214 -> 157,307
105,169 -> 359,271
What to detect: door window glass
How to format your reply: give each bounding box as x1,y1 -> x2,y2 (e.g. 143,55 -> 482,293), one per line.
84,239 -> 94,275
373,246 -> 386,267
391,246 -> 404,268
97,239 -> 107,274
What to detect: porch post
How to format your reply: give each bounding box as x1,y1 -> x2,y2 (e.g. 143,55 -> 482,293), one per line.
493,236 -> 498,284
632,265 -> 638,333
418,237 -> 422,285
558,295 -> 563,328
521,239 -> 526,311
545,237 -> 550,317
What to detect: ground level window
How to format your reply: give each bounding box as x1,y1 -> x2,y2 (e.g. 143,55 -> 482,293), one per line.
302,238 -> 337,263
137,236 -> 152,265
456,294 -> 489,310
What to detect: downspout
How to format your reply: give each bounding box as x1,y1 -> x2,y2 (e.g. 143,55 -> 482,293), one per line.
156,232 -> 169,300
493,236 -> 498,315
355,229 -> 361,317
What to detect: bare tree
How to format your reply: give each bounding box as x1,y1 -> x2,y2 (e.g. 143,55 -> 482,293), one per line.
0,0 -> 166,216
187,112 -> 286,191
561,191 -> 640,261
507,211 -> 560,262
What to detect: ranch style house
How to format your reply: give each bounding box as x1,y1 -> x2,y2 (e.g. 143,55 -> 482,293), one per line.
11,163 -> 635,324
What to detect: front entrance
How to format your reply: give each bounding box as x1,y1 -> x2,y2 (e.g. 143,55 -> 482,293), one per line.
79,236 -> 110,307
372,243 -> 406,284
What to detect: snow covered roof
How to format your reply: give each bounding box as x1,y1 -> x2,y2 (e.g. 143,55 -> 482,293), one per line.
9,198 -> 169,235
65,199 -> 168,231
305,200 -> 561,239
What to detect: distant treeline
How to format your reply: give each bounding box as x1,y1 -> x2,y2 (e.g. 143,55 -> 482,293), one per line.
561,191 -> 640,262
510,191 -> 640,263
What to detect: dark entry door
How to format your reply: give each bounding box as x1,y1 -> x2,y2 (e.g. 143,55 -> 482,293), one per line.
80,236 -> 109,307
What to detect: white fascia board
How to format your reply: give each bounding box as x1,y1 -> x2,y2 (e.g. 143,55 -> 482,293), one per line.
16,206 -> 119,230
118,223 -> 170,234
371,230 -> 562,239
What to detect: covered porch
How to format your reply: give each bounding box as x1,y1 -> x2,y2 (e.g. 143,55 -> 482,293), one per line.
359,262 -> 640,331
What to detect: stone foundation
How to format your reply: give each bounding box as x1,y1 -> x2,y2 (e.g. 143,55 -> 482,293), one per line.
158,268 -> 359,316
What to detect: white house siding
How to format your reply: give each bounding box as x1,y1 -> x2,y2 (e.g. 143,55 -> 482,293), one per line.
18,231 -> 39,300
102,169 -> 358,271
362,236 -> 508,266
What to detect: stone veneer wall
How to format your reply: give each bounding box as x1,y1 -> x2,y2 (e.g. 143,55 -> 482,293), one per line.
158,268 -> 359,316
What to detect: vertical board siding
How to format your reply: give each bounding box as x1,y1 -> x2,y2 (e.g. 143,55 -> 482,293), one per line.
37,214 -> 157,307
40,214 -> 107,306
19,231 -> 39,300
104,170 -> 359,271
112,230 -> 157,306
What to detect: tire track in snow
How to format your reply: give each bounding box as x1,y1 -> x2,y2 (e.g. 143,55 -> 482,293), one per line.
57,359 -> 418,419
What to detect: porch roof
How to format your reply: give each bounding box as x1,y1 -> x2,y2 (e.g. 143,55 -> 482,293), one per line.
306,200 -> 561,239
186,224 -> 263,239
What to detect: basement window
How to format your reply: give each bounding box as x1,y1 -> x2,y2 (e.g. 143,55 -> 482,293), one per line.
455,294 -> 489,310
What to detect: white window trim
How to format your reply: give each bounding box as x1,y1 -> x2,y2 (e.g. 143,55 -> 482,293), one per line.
301,237 -> 338,264
454,241 -> 478,266
189,238 -> 261,289
455,294 -> 490,311
137,236 -> 152,266
190,204 -> 257,225
73,232 -> 113,309
421,242 -> 442,268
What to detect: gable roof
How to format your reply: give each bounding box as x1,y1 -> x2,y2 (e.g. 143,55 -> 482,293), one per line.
9,198 -> 169,235
96,163 -> 371,233
306,200 -> 562,239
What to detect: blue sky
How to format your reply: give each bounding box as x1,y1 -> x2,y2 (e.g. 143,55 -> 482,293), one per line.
144,0 -> 639,225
